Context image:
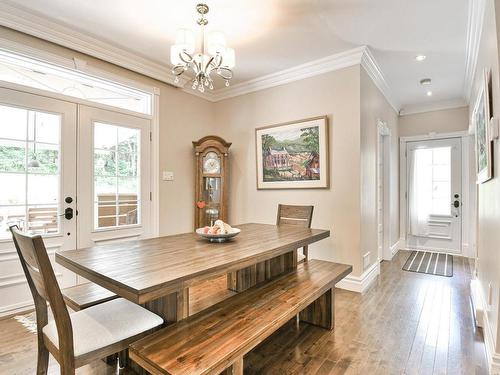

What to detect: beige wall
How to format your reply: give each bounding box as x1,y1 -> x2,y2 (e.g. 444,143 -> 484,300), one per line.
399,106 -> 469,137
213,65 -> 398,277
360,68 -> 399,269
0,27 -> 216,236
471,0 -> 500,355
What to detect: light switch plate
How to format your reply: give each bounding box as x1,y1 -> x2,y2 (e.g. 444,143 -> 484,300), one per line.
162,171 -> 174,181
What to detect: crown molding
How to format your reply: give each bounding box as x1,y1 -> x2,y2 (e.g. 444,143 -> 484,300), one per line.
210,46 -> 367,102
399,98 -> 468,116
464,0 -> 485,100
0,1 -> 188,88
0,1 -> 398,109
360,47 -> 400,113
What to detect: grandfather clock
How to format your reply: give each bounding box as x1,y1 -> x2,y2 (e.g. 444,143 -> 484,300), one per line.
193,136 -> 231,229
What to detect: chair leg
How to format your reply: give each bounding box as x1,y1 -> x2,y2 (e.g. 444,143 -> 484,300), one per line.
60,363 -> 76,375
36,341 -> 49,375
303,245 -> 309,261
118,349 -> 129,369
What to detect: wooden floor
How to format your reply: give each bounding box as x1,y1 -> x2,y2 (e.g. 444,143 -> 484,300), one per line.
0,251 -> 487,375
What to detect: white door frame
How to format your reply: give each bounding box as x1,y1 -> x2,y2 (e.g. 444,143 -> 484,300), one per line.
377,120 -> 392,261
399,131 -> 474,257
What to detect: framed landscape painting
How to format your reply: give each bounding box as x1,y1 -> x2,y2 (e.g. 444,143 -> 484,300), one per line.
255,116 -> 329,189
473,69 -> 492,184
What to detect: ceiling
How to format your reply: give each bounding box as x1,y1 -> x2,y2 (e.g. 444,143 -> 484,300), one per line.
3,0 -> 470,111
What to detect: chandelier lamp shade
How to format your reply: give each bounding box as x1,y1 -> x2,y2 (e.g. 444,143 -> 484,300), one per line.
171,3 -> 235,92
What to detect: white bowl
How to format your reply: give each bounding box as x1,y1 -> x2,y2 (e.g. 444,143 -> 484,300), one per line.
195,227 -> 241,242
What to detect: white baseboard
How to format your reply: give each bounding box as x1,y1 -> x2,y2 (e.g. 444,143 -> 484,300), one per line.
388,237 -> 405,259
470,278 -> 500,375
0,300 -> 34,318
336,261 -> 380,293
470,279 -> 485,327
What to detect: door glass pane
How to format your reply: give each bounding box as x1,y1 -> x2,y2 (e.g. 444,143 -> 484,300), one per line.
0,139 -> 26,172
409,146 -> 451,225
0,173 -> 25,205
0,104 -> 61,238
94,122 -> 140,229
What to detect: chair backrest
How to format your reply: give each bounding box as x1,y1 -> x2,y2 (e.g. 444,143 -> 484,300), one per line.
276,204 -> 314,228
10,225 -> 74,361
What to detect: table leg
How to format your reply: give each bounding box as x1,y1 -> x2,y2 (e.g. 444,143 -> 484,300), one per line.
227,250 -> 297,292
143,287 -> 189,323
299,287 -> 334,330
130,289 -> 190,374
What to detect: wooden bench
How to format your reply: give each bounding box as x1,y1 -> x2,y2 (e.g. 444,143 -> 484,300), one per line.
129,260 -> 352,375
62,282 -> 117,311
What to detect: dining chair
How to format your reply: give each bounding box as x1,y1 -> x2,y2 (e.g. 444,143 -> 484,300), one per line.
9,225 -> 163,375
276,204 -> 314,261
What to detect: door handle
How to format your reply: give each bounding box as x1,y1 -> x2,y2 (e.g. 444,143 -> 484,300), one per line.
60,207 -> 74,220
453,200 -> 460,208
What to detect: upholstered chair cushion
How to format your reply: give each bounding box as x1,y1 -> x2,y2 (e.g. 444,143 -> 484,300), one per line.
43,298 -> 163,356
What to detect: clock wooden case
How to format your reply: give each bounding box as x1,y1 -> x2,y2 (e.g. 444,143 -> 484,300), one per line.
193,136 -> 231,229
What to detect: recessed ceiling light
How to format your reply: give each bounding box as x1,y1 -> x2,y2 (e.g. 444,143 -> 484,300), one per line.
426,91 -> 433,96
420,78 -> 432,85
415,55 -> 426,62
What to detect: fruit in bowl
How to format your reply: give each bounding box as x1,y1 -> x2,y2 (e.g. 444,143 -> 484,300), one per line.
202,220 -> 234,235
196,220 -> 240,242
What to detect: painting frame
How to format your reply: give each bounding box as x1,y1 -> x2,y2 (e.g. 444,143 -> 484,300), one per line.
473,68 -> 492,184
255,115 -> 329,189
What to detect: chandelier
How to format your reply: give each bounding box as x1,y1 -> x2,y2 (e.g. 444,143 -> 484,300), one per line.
171,3 -> 235,92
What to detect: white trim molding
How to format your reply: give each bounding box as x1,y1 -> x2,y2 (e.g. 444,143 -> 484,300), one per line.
0,300 -> 34,317
464,0 -> 486,101
361,47 -> 400,112
335,261 -> 380,294
400,99 -> 468,116
390,238 -> 404,258
0,1 -> 187,88
211,46 -> 367,102
470,279 -> 500,375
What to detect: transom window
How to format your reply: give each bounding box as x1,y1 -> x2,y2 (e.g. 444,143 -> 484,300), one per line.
93,122 -> 140,229
0,104 -> 60,238
0,49 -> 152,115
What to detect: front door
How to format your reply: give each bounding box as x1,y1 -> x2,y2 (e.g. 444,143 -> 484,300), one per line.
0,87 -> 77,315
406,137 -> 462,253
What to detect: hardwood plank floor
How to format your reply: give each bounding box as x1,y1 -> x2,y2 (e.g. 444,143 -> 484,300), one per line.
0,251 -> 487,374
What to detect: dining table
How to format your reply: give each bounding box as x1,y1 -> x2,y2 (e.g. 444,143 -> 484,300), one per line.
55,223 -> 330,322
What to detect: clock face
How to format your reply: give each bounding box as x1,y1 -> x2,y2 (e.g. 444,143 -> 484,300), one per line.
203,152 -> 221,174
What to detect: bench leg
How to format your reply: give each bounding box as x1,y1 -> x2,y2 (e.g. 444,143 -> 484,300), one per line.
299,287 -> 334,330
222,356 -> 244,375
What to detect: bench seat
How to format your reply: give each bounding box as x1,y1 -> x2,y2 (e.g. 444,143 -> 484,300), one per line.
129,260 -> 352,375
62,282 -> 117,311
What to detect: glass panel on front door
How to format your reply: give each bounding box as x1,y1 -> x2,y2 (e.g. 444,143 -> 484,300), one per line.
0,104 -> 61,238
93,122 -> 140,229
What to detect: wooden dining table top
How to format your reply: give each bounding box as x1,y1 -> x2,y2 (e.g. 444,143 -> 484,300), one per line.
56,223 -> 330,304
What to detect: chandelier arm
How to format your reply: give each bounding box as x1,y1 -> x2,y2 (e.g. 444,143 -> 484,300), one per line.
210,54 -> 223,69
216,67 -> 233,80
172,65 -> 187,75
179,51 -> 194,64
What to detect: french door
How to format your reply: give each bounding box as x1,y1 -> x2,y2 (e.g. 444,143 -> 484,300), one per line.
77,106 -> 152,249
0,88 -> 77,314
406,137 -> 462,253
0,88 -> 152,316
